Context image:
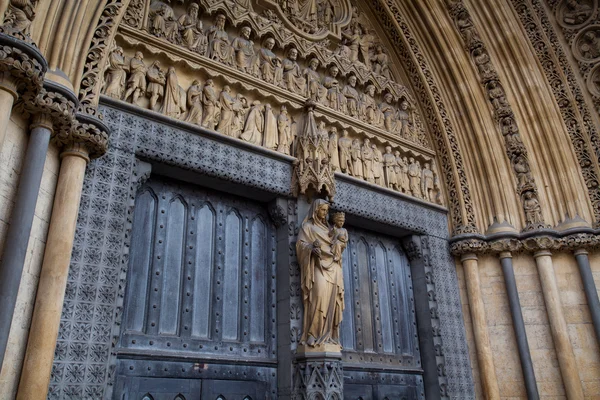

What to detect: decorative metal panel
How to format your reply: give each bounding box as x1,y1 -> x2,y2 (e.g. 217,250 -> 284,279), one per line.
341,227 -> 420,370
120,178 -> 276,358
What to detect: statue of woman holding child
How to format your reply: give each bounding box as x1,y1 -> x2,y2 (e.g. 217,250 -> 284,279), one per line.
296,199 -> 347,351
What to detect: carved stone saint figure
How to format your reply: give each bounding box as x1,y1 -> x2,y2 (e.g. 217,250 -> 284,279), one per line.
263,104 -> 279,150
523,191 -> 543,226
408,158 -> 421,197
123,52 -> 147,105
232,94 -> 249,137
304,58 -> 324,101
179,3 -> 208,54
282,48 -> 306,94
146,60 -> 166,110
362,138 -> 374,183
380,92 -> 397,132
351,138 -> 363,179
256,37 -> 282,84
231,26 -> 255,72
150,2 -> 178,41
323,66 -> 344,112
240,100 -> 264,145
361,84 -> 378,125
372,144 -> 384,185
383,146 -> 397,189
201,79 -> 219,130
394,152 -> 408,193
343,75 -> 360,118
328,127 -> 340,171
341,27 -> 361,63
104,47 -> 127,99
217,85 -> 236,136
185,80 -> 203,125
421,163 -> 434,201
277,105 -> 292,155
206,14 -> 234,65
397,101 -> 416,140
3,0 -> 37,35
580,30 -> 600,60
370,45 -> 391,79
296,199 -> 345,350
160,67 -> 183,118
338,130 -> 353,175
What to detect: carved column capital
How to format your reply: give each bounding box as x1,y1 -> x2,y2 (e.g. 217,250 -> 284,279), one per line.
0,31 -> 46,99
449,237 -> 487,256
522,235 -> 558,253
20,80 -> 78,136
54,112 -> 109,162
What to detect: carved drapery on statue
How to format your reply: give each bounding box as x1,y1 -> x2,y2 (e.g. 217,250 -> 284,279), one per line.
296,199 -> 347,353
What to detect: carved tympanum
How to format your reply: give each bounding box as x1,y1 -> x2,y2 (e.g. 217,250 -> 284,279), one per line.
296,199 -> 346,352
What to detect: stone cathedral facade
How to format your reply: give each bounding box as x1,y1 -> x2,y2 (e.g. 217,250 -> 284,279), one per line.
0,0 -> 599,399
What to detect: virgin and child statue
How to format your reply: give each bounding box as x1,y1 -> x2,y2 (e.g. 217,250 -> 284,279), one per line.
296,199 -> 347,352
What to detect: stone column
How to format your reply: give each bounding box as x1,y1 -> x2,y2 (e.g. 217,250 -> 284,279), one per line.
573,249 -> 600,346
461,253 -> 500,400
0,115 -> 52,368
0,80 -> 76,370
498,252 -> 539,400
0,32 -> 47,149
534,250 -> 584,399
17,114 -> 108,400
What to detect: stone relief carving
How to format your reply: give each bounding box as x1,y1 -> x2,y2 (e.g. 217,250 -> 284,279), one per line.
116,0 -> 431,148
296,199 -> 346,352
2,0 -> 37,36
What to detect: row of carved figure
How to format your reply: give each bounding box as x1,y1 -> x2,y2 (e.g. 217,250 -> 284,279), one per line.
304,123 -> 441,202
105,45 -> 426,147
144,5 -> 427,143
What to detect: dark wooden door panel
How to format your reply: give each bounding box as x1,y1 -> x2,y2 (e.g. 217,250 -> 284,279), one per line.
201,379 -> 266,399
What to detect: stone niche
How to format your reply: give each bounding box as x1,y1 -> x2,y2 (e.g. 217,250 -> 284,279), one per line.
104,0 -> 444,204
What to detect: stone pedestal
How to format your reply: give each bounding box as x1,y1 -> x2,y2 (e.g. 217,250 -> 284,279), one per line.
292,351 -> 343,400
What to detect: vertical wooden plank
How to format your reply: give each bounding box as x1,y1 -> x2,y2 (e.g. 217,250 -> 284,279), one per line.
191,203 -> 215,339
391,246 -> 412,354
222,210 -> 242,341
375,243 -> 393,353
158,196 -> 186,335
124,189 -> 156,333
250,217 -> 266,343
357,238 -> 374,352
341,235 -> 355,350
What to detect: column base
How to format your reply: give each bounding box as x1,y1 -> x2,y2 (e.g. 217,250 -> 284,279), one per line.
292,351 -> 343,400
